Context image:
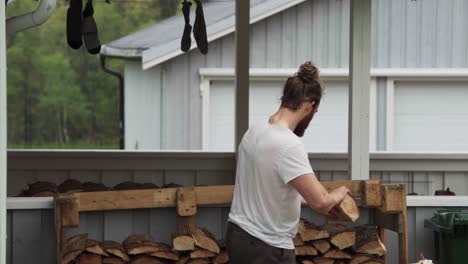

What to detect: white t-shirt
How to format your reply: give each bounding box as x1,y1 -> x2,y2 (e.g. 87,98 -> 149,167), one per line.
228,121 -> 314,249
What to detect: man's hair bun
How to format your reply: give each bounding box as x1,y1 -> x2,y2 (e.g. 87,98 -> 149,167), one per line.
297,61 -> 319,83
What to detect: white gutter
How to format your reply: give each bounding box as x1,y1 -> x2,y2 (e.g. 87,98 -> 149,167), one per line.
6,0 -> 57,36
0,0 -> 7,263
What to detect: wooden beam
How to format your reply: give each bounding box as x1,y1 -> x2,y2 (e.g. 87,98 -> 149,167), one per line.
398,185 -> 408,264
0,0 -> 6,260
362,180 -> 382,207
235,0 -> 250,148
348,0 -> 372,180
177,188 -> 197,216
380,184 -> 405,213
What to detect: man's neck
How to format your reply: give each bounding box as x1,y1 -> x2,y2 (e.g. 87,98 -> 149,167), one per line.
269,108 -> 302,131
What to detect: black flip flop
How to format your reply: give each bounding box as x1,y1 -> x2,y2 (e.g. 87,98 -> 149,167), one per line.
82,0 -> 101,54
193,0 -> 208,54
66,0 -> 83,49
181,0 -> 192,52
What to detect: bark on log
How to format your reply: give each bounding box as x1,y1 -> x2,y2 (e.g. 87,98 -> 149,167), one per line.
101,241 -> 129,262
102,257 -> 127,264
85,239 -> 109,256
192,228 -> 220,254
149,243 -> 179,261
175,255 -> 191,264
361,259 -> 384,264
186,259 -> 210,264
58,179 -> 83,194
298,219 -> 329,241
76,253 -> 102,264
62,234 -> 88,264
123,234 -> 159,255
129,255 -> 164,264
313,258 -> 335,264
27,181 -> 57,197
311,240 -> 331,254
82,182 -> 109,192
354,226 -> 387,256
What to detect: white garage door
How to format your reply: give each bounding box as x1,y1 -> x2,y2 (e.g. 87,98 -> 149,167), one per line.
394,81 -> 468,151
208,80 -> 349,152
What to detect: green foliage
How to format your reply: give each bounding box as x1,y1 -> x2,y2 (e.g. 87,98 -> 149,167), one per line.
6,0 -> 179,149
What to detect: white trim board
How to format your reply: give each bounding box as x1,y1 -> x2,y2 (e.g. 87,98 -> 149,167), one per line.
199,68 -> 468,80
6,196 -> 468,210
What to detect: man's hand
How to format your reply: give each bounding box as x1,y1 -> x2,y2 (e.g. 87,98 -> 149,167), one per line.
289,174 -> 351,217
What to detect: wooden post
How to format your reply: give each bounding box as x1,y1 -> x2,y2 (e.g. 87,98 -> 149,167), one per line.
235,0 -> 250,149
176,188 -> 197,235
349,0 -> 372,180
0,0 -> 7,261
398,185 -> 408,264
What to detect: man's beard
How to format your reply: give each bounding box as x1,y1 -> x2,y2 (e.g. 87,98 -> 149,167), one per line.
294,112 -> 314,137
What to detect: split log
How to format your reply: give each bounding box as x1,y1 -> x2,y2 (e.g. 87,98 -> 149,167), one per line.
311,240 -> 330,254
186,259 -> 210,264
354,226 -> 387,256
129,255 -> 164,264
58,179 -> 83,194
82,182 -> 109,192
113,182 -> 142,191
62,234 -> 88,264
102,257 -> 127,264
139,183 -> 159,189
214,250 -> 229,264
76,253 -> 102,264
175,256 -> 191,264
27,181 -> 57,197
293,234 -> 304,246
173,234 -> 195,251
301,260 -> 315,264
86,239 -> 109,256
149,243 -> 179,261
163,183 -> 183,188
217,240 -> 226,250
349,254 -> 374,264
313,258 -> 335,264
298,219 -> 329,241
330,230 -> 356,250
362,259 -> 384,264
192,228 -> 220,254
295,245 -> 318,256
335,194 -> 360,222
101,241 -> 130,262
123,234 -> 159,255
190,249 -> 216,258
323,249 -> 352,259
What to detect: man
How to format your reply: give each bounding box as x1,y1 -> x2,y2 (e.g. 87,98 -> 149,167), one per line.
226,62 -> 350,264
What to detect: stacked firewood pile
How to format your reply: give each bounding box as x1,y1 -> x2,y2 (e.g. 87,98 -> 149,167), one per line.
62,229 -> 229,264
20,179 -> 182,197
294,219 -> 386,264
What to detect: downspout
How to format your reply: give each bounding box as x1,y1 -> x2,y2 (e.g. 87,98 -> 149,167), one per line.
6,0 -> 56,36
100,55 -> 125,149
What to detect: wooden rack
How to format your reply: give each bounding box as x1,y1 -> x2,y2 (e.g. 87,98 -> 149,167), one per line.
54,180 -> 408,264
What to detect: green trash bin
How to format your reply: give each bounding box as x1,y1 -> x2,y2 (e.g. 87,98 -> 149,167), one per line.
424,209 -> 468,264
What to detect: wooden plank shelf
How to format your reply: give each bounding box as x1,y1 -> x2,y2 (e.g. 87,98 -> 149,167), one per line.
54,180 -> 408,264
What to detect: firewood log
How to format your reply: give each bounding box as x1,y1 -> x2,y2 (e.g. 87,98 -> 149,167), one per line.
313,258 -> 335,264
353,226 -> 386,256
186,259 -> 210,264
62,234 -> 88,264
85,239 -> 109,256
361,259 -> 384,264
295,245 -> 318,256
214,250 -> 229,264
129,255 -> 164,264
301,260 -> 315,264
102,257 -> 127,264
163,183 -> 183,188
329,229 -> 356,250
311,240 -> 331,254
113,182 -> 142,191
349,254 -> 374,264
149,243 -> 179,261
139,183 -> 159,189
191,228 -> 220,254
175,255 -> 191,264
335,194 -> 360,222
217,240 -> 226,250
123,234 -> 159,255
298,219 -> 329,241
293,234 -> 305,246
58,179 -> 83,194
82,182 -> 109,192
26,181 -> 57,197
76,253 -> 102,264
173,234 -> 195,251
323,249 -> 352,259
190,249 -> 216,258
101,241 -> 130,262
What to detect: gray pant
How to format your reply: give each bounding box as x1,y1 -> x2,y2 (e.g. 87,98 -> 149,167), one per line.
226,222 -> 295,264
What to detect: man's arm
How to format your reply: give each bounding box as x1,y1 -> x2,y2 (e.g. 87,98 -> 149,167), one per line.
289,173 -> 349,216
